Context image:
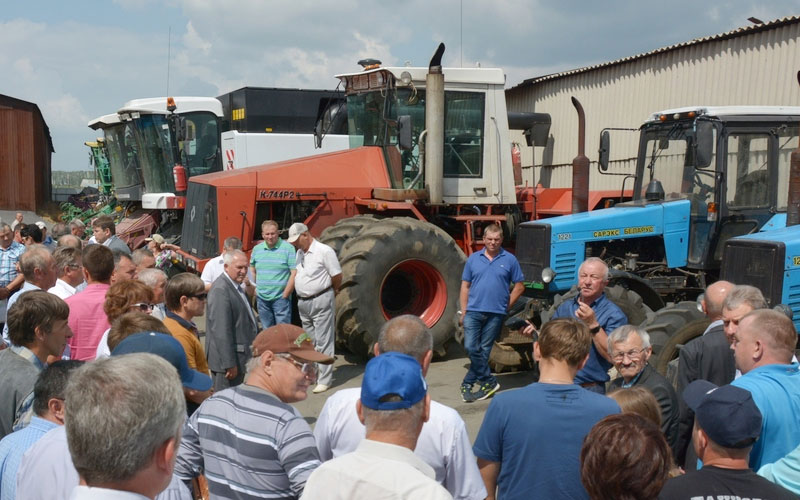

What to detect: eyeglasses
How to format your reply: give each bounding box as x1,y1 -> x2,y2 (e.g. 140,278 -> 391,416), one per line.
277,353 -> 318,380
190,293 -> 207,300
611,348 -> 648,362
131,303 -> 155,312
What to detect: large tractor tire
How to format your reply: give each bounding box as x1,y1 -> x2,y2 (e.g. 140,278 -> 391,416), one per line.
319,215 -> 381,255
652,317 -> 710,378
488,285 -> 652,373
639,301 -> 706,368
335,217 -> 466,358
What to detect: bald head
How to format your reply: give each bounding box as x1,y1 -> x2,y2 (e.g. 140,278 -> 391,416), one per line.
57,234 -> 82,250
375,315 -> 433,371
703,280 -> 733,320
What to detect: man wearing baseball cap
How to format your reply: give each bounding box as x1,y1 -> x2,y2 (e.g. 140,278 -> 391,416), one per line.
659,380 -> 796,499
287,222 -> 341,394
175,324 -> 332,499
301,352 -> 452,499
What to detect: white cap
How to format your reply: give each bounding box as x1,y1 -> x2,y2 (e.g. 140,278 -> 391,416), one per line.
34,221 -> 46,230
287,223 -> 309,243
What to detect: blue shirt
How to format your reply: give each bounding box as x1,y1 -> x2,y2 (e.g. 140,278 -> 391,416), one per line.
473,383 -> 620,500
0,416 -> 58,500
552,293 -> 627,384
732,362 -> 800,470
462,248 -> 524,315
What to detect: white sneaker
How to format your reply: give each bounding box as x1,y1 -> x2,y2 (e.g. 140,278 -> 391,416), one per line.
312,384 -> 330,394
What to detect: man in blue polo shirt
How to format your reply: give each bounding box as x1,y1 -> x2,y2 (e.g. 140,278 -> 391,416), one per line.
731,308 -> 800,470
459,224 -> 524,402
551,257 -> 626,393
250,220 -> 296,328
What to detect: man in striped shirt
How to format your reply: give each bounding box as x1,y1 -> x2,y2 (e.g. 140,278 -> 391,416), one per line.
175,324 -> 334,499
250,220 -> 296,328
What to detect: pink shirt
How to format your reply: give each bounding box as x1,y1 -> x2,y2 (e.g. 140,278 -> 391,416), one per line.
65,283 -> 111,361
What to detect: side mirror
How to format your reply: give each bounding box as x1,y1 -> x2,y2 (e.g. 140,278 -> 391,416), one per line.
313,119 -> 323,149
169,115 -> 187,143
598,130 -> 610,171
695,121 -> 714,168
398,115 -> 412,151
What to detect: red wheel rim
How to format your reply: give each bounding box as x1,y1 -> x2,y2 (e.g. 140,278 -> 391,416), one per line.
380,259 -> 447,327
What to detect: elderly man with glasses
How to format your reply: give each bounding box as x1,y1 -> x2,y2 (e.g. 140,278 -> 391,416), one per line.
175,323 -> 333,499
607,324 -> 680,456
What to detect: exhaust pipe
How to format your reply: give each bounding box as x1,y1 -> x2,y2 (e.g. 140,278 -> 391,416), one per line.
425,43 -> 445,204
571,96 -> 589,214
788,72 -> 800,227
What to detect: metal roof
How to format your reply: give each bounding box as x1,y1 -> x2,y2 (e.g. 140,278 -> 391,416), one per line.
510,16 -> 800,90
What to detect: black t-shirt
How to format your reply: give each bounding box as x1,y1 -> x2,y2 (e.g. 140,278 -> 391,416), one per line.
659,465 -> 798,500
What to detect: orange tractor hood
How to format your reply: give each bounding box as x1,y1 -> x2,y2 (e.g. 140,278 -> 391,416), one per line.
189,146 -> 392,195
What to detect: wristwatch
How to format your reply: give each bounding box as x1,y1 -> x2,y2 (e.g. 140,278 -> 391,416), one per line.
589,325 -> 601,335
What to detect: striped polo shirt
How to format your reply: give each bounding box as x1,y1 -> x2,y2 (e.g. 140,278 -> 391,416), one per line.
174,384 -> 321,499
250,239 -> 296,301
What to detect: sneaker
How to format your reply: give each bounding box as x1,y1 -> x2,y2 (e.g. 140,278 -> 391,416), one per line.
461,384 -> 476,403
474,382 -> 501,401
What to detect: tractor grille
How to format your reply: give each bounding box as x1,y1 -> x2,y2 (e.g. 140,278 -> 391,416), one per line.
516,223 -> 551,283
181,182 -> 219,260
721,239 -> 784,307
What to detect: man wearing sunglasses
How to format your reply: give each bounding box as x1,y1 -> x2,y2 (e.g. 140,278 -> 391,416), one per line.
607,324 -> 679,455
163,273 -> 211,378
175,323 -> 333,499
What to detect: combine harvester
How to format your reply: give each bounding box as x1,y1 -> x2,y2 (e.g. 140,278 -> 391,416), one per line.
84,88 -> 350,248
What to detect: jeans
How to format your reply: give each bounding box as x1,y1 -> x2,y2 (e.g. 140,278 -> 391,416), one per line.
462,311 -> 505,386
256,296 -> 292,329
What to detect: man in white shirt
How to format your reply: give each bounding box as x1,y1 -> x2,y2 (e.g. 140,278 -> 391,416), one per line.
288,223 -> 342,393
48,247 -> 84,300
302,352 -> 452,500
200,236 -> 254,294
314,315 -> 486,499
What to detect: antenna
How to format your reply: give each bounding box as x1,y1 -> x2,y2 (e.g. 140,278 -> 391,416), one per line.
460,0 -> 463,67
166,26 -> 172,96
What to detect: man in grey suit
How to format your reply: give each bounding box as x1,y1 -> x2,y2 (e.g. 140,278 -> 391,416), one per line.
90,215 -> 131,256
206,249 -> 258,391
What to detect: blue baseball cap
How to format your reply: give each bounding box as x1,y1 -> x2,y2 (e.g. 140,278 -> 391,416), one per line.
111,332 -> 213,392
683,380 -> 762,448
360,352 -> 427,410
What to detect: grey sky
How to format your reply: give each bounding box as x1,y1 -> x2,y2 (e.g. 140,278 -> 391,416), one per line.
1,0 -> 798,171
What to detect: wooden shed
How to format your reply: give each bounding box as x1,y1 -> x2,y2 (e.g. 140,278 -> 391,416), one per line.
0,94 -> 54,212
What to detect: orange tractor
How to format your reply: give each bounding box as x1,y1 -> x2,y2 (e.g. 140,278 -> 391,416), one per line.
177,44 -> 620,356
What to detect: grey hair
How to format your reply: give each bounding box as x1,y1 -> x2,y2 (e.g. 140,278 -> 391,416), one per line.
57,234 -> 82,249
51,222 -> 69,239
69,218 -> 86,230
362,397 -> 425,441
19,245 -> 52,280
131,248 -> 155,267
580,257 -> 610,280
607,324 -> 651,352
723,285 -> 767,312
65,353 -> 185,485
52,246 -> 81,278
377,315 -> 432,363
137,268 -> 167,287
223,236 -> 243,251
223,249 -> 247,265
0,223 -> 10,232
245,356 -> 262,377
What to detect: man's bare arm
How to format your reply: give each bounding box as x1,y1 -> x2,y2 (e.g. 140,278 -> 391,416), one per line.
508,282 -> 525,310
477,458 -> 499,500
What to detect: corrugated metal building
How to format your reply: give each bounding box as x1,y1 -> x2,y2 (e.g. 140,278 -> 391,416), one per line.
506,16 -> 800,190
0,94 -> 54,212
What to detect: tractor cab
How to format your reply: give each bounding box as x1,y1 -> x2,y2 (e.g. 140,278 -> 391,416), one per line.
613,106 -> 800,270
334,63 -> 518,205
89,113 -> 143,201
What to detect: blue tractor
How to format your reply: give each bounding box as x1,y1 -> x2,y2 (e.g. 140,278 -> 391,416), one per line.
494,106 -> 800,372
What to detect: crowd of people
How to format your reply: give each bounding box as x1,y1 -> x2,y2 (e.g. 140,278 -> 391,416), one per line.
0,214 -> 798,499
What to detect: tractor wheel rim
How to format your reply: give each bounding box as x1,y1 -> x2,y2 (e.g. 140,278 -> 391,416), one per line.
380,259 -> 447,327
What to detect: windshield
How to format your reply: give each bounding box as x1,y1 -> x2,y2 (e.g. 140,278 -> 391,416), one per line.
103,122 -> 143,190
346,87 -> 425,188
179,112 -> 222,177
637,121 -> 716,205
130,114 -> 175,193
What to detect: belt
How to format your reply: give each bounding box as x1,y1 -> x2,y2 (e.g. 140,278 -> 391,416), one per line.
298,287 -> 332,301
580,381 -> 604,388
